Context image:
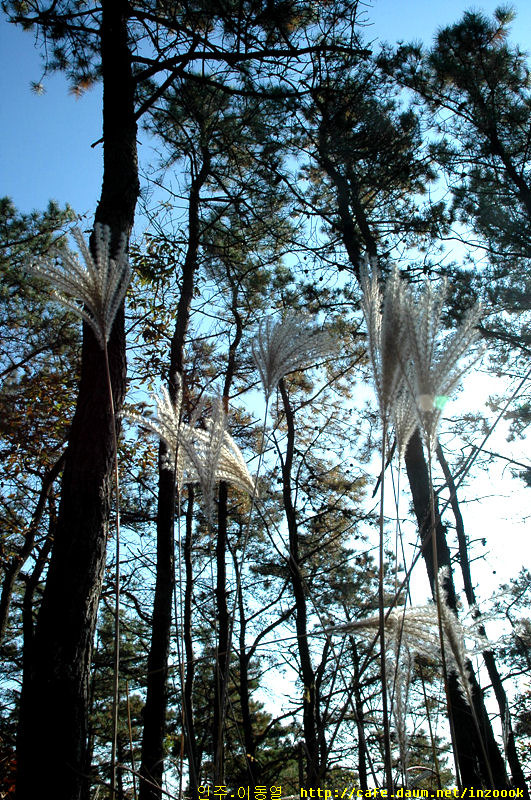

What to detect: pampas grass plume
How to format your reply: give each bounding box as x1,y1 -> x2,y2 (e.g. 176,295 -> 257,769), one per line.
128,382 -> 255,522
329,595 -> 475,707
252,312 -> 333,399
403,279 -> 483,450
360,262 -> 409,423
30,223 -> 130,348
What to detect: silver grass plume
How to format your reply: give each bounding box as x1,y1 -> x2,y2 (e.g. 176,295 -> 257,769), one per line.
127,380 -> 186,476
199,403 -> 257,497
328,600 -> 475,706
360,262 -> 409,423
30,223 -> 129,348
403,278 -> 483,450
436,567 -> 476,707
128,385 -> 255,522
329,606 -> 447,662
388,641 -> 413,783
251,312 -> 333,400
180,398 -> 256,521
392,386 -> 418,461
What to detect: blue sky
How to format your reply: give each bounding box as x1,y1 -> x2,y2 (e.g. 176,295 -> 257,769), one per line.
2,1 -> 531,219
0,19 -> 102,216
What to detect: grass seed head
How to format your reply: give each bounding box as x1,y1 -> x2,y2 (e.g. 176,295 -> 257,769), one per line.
251,312 -> 333,399
127,384 -> 255,523
30,223 -> 130,348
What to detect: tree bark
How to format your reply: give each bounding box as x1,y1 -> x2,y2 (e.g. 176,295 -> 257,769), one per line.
16,2 -> 138,798
183,487 -> 200,797
348,636 -> 369,791
436,444 -> 529,798
279,378 -> 321,787
212,264 -> 243,785
213,481 -> 230,785
139,146 -> 210,800
234,553 -> 259,789
405,430 -> 509,788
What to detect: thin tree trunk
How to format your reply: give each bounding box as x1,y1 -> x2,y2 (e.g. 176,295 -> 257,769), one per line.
21,499 -> 56,648
0,453 -> 64,641
138,452 -> 176,799
436,443 -> 529,798
212,264 -> 243,785
349,638 -> 369,791
279,378 -> 321,787
16,2 -> 138,797
236,566 -> 259,790
213,481 -> 230,785
139,147 -> 210,800
183,487 -> 200,797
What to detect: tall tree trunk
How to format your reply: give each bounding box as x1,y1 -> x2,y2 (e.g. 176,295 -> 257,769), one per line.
317,123 -> 510,787
212,265 -> 243,785
213,481 -> 230,785
139,148 -> 210,800
16,2 -> 138,798
405,431 -> 508,788
235,555 -> 259,789
279,378 -> 321,787
183,487 -> 200,797
436,444 -> 529,797
138,446 -> 176,800
349,640 -> 369,791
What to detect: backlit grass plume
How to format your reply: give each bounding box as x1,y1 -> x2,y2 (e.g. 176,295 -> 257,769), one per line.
392,386 -> 418,461
30,223 -> 129,347
329,600 -> 474,703
182,397 -> 256,520
251,312 -> 333,400
360,263 -> 409,423
128,381 -> 186,475
360,264 -> 483,455
403,278 -> 483,450
128,384 -> 255,521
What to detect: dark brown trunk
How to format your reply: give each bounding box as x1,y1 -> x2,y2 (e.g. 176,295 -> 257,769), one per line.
212,268 -> 243,785
16,2 -> 138,798
213,481 -> 230,785
138,456 -> 176,799
279,378 -> 321,787
405,430 -> 509,788
183,487 -> 200,797
232,552 -> 293,789
437,444 -> 529,797
349,638 -> 368,791
139,148 -> 210,800
315,639 -> 332,773
237,582 -> 259,789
